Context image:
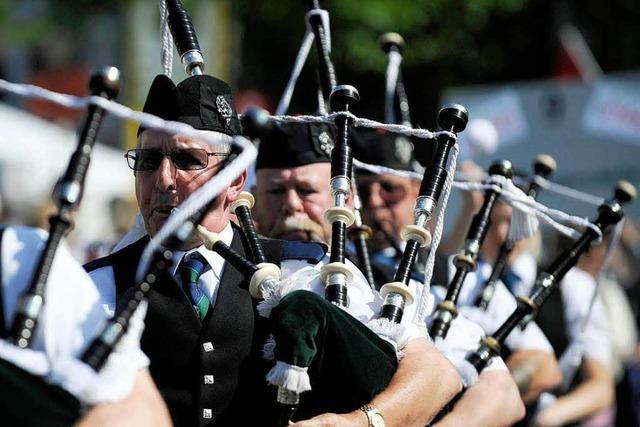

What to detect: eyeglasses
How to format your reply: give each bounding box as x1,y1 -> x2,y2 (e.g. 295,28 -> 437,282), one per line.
357,180 -> 408,204
124,148 -> 228,172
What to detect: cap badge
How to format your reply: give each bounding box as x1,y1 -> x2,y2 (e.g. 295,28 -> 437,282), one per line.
215,95 -> 233,127
318,131 -> 334,157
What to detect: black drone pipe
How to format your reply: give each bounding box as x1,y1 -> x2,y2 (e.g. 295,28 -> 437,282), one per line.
474,154 -> 557,310
376,104 -> 468,324
9,67 -> 120,349
429,160 -> 513,339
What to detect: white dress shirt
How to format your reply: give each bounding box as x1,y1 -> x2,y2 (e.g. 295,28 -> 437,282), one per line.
93,223 -> 234,316
515,264 -> 612,366
172,222 -> 234,308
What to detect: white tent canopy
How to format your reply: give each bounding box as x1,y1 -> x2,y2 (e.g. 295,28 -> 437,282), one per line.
0,102 -> 135,257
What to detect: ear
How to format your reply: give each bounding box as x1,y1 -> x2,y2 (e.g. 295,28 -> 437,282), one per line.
226,169 -> 248,202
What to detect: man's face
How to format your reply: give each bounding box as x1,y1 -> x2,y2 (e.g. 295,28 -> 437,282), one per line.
134,130 -> 229,242
254,163 -> 333,243
357,173 -> 420,251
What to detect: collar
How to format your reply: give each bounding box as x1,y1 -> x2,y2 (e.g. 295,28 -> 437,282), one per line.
169,222 -> 235,276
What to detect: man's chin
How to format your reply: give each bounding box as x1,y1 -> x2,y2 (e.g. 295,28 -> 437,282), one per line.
145,217 -> 170,240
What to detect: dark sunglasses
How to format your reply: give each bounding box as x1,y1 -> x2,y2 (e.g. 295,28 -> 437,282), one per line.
357,180 -> 407,204
124,148 -> 227,172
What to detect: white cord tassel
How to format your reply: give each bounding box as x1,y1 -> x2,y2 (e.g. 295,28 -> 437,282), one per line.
266,361 -> 312,393
508,203 -> 540,242
489,175 -> 540,241
159,0 -> 173,77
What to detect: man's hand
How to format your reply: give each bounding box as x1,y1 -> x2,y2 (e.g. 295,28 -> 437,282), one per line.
534,405 -> 564,427
74,370 -> 171,427
290,411 -> 366,427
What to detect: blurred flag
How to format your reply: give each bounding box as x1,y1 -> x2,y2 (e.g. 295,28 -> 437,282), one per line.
553,23 -> 603,82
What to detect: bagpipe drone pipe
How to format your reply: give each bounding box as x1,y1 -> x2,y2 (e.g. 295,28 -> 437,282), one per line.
0,67 -> 120,426
473,154 -> 557,311
302,0 -> 379,289
371,105 -> 468,331
429,159 -> 513,340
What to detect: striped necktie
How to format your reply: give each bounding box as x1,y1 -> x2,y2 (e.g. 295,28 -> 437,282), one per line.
178,253 -> 210,319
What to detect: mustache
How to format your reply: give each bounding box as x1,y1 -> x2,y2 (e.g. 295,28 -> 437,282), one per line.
270,216 -> 326,242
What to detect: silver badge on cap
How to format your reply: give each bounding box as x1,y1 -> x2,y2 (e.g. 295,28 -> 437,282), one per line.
216,95 -> 233,127
318,131 -> 334,157
394,136 -> 413,165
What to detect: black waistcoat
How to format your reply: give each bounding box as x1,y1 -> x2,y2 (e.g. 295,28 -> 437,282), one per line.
85,229 -> 288,427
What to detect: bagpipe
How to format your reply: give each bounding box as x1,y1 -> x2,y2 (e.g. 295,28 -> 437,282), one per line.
374,106 -> 467,328
429,159 -> 513,340
426,180 -> 635,422
466,180 -> 635,375
380,32 -> 411,126
8,68 -> 120,349
210,2 -> 473,423
473,154 -> 557,310
0,67 -> 120,426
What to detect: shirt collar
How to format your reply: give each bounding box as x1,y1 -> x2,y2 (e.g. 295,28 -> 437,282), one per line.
170,222 -> 235,277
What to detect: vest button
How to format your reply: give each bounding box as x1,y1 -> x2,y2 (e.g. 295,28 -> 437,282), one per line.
204,375 -> 214,384
203,342 -> 214,352
203,408 -> 213,419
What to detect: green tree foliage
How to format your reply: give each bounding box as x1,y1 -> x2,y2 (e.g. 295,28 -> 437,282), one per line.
237,0 -> 528,73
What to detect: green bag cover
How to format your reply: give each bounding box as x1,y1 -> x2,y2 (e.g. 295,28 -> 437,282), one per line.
270,290 -> 398,419
0,358 -> 81,427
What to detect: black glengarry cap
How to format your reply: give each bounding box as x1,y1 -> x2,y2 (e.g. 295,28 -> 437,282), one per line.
137,74 -> 241,136
255,121 -> 336,170
351,127 -> 426,172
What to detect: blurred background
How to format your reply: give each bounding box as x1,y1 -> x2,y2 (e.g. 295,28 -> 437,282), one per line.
0,0 -> 639,255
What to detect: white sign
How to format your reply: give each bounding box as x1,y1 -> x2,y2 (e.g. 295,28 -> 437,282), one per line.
458,89 -> 529,152
583,82 -> 640,145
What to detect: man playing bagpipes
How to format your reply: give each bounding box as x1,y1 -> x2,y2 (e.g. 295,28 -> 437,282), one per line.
252,121 -> 525,426
82,69 -> 463,426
